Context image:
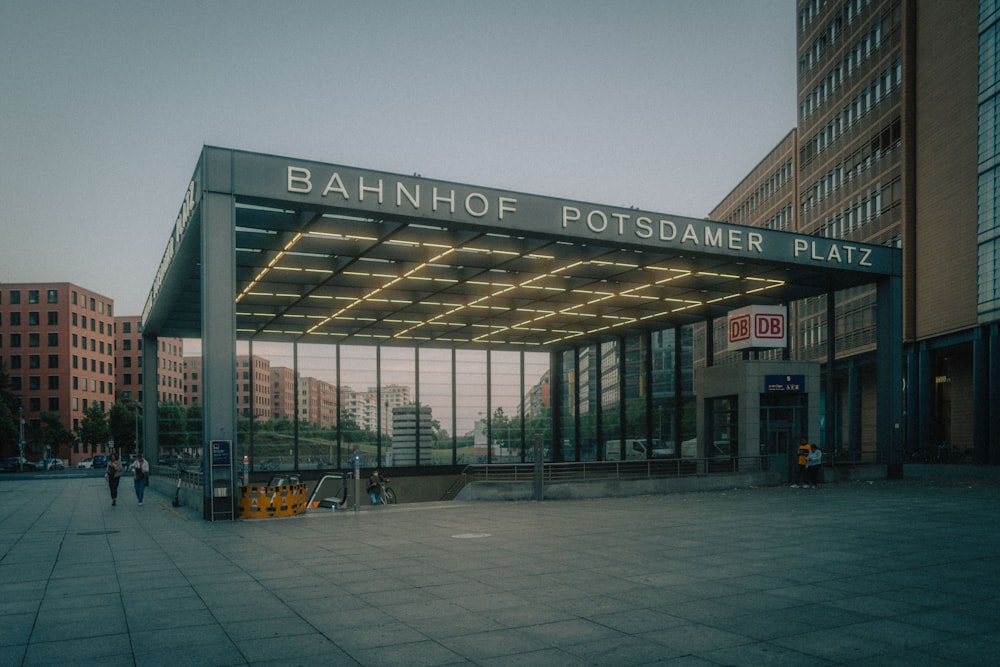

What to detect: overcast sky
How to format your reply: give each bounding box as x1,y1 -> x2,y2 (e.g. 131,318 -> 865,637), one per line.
1,0 -> 796,318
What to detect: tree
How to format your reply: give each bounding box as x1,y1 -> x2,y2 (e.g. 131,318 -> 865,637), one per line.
158,402 -> 189,451
0,361 -> 18,456
79,403 -> 109,452
39,411 -> 75,461
109,401 -> 138,453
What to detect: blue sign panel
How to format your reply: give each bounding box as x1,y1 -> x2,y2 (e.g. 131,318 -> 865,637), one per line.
765,374 -> 805,393
211,440 -> 232,466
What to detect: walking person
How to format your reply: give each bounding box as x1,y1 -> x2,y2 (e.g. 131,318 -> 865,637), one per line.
106,453 -> 123,506
130,453 -> 150,505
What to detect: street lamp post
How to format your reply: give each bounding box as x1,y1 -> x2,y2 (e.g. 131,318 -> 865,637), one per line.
134,402 -> 140,457
18,406 -> 25,472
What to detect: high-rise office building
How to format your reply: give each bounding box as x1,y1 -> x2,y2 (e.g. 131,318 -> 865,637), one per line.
710,0 -> 995,461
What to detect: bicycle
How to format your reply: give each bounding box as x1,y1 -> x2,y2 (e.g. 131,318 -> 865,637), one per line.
377,479 -> 397,505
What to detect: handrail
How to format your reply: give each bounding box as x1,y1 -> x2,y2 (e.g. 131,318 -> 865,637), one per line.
462,456 -> 779,483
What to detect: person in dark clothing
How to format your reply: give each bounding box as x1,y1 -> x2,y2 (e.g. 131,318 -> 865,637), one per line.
106,454 -> 123,506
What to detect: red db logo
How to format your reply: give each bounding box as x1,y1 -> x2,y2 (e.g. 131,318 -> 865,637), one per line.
755,314 -> 785,339
730,314 -> 751,342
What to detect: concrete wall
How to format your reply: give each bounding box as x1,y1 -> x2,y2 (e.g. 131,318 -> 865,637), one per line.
457,470 -> 785,501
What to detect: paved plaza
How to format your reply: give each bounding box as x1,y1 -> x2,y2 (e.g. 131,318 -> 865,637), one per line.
2,470 -> 999,666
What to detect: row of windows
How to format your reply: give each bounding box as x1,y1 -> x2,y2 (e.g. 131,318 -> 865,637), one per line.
799,0 -> 875,68
978,240 -> 1000,307
8,374 -> 113,396
0,311 -> 60,326
978,94 -> 1000,170
980,15 -> 1000,101
0,288 -> 112,315
729,204 -> 794,232
21,396 -> 61,412
813,177 -> 903,239
800,60 -> 902,167
802,117 -> 901,215
0,288 -> 59,305
0,332 -> 59,348
71,334 -> 113,357
6,351 -> 117,375
0,310 -> 116,335
800,9 -> 899,122
723,160 -> 794,226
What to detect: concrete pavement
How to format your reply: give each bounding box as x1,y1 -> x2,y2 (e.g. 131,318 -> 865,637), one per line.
2,470 -> 999,666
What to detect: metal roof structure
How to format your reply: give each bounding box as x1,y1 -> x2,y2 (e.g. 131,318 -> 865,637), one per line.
142,147 -> 901,350
139,147 -> 905,518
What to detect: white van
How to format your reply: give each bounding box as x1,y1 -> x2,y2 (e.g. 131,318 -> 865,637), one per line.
604,439 -> 674,460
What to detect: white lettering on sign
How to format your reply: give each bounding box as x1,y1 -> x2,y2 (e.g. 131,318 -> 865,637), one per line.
561,206 -> 763,254
286,166 -> 518,220
793,239 -> 873,267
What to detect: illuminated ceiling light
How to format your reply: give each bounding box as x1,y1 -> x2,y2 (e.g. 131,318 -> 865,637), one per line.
236,232 -> 304,303
308,247 -> 457,335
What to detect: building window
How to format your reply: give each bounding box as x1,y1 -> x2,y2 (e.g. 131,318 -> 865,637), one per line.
10,312 -> 20,326
28,312 -> 39,326
48,397 -> 59,411
9,355 -> 21,369
47,289 -> 58,304
29,397 -> 40,411
28,290 -> 39,304
123,339 -> 131,351
48,376 -> 59,389
48,333 -> 58,346
29,333 -> 40,347
10,290 -> 20,305
29,355 -> 39,369
29,376 -> 40,390
123,321 -> 131,334
47,311 -> 58,325
48,355 -> 58,369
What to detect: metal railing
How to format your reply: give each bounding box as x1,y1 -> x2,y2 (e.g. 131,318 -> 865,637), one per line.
463,456 -> 778,484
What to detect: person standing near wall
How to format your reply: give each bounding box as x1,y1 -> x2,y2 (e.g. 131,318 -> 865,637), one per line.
106,454 -> 123,506
130,453 -> 150,505
792,437 -> 817,488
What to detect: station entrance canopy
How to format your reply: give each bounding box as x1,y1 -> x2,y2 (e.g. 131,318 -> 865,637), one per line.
142,146 -> 900,346
139,147 -> 903,513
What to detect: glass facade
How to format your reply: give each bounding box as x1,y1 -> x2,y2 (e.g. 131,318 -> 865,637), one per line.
980,0 -> 1000,322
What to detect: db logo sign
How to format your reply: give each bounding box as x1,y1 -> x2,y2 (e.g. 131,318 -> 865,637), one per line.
727,306 -> 787,350
755,314 -> 784,339
730,314 -> 752,342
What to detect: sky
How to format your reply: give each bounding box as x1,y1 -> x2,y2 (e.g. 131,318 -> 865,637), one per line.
1,0 -> 796,318
2,1 -> 797,432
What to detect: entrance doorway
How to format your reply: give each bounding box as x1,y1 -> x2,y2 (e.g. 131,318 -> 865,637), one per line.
760,394 -> 807,480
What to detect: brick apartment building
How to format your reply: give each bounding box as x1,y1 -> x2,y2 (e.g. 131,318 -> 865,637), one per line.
0,283 -> 115,462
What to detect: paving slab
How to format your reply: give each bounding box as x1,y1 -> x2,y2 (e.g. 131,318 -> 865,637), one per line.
2,472 -> 1000,665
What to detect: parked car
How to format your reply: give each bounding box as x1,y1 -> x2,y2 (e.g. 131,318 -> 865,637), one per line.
92,455 -> 108,469
77,457 -> 94,469
2,457 -> 35,472
43,458 -> 65,470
